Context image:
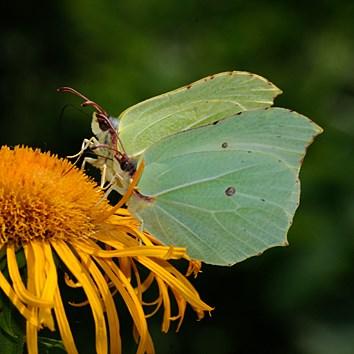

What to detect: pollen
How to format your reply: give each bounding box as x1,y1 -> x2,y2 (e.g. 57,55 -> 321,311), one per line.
0,146 -> 109,243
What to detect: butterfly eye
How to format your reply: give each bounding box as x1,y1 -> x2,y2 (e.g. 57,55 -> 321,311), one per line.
96,113 -> 112,132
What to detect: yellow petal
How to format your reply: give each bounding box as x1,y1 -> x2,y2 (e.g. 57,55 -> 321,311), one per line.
75,240 -> 186,259
7,244 -> 51,307
77,249 -> 121,354
51,241 -> 108,354
139,273 -> 155,294
0,268 -> 38,326
26,306 -> 38,354
24,242 -> 56,330
169,289 -> 187,331
138,257 -> 212,313
53,286 -> 79,354
155,277 -> 171,333
25,248 -> 39,354
96,258 -> 155,354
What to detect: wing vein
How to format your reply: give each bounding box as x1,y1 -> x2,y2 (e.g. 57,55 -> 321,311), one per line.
154,204 -> 227,261
131,98 -> 251,145
151,163 -> 261,197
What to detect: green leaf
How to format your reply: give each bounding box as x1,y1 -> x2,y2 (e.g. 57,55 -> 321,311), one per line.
0,328 -> 25,354
0,297 -> 25,354
38,337 -> 66,354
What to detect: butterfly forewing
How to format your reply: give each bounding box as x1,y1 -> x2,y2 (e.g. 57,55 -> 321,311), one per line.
118,71 -> 282,157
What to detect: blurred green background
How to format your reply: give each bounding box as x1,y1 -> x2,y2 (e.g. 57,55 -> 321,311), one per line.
1,1 -> 354,353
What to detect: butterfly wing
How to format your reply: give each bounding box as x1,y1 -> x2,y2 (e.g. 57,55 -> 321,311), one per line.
118,71 -> 281,158
127,108 -> 322,265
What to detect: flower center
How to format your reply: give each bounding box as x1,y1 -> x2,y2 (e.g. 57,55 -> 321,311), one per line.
0,146 -> 109,243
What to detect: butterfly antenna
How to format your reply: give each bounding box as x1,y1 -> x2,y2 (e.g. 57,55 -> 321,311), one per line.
57,87 -> 108,116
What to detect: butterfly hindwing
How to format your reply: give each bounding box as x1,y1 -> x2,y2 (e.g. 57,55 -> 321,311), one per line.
127,108 -> 322,265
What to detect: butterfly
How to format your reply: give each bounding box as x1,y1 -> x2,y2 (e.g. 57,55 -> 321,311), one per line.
59,71 -> 322,266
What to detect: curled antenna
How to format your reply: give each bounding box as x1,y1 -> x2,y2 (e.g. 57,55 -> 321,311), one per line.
57,86 -> 121,143
57,87 -> 108,117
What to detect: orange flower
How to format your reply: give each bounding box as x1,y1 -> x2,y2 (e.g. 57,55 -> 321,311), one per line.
0,146 -> 212,354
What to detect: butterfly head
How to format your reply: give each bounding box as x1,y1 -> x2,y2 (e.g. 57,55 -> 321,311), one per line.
57,86 -> 136,176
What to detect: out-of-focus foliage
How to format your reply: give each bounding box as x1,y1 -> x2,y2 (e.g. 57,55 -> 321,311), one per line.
1,1 -> 354,353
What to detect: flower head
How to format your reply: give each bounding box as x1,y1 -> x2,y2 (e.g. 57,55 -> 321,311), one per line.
0,146 -> 212,354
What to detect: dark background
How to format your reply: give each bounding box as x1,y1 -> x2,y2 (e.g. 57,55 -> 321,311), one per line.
1,1 -> 354,353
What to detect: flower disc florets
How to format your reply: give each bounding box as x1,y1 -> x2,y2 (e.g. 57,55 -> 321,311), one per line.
0,146 -> 108,243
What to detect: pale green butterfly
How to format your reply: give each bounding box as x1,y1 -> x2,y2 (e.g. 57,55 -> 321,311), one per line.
59,71 -> 322,266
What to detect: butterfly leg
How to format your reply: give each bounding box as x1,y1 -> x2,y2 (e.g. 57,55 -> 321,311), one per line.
138,217 -> 144,232
100,162 -> 107,188
67,136 -> 99,159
